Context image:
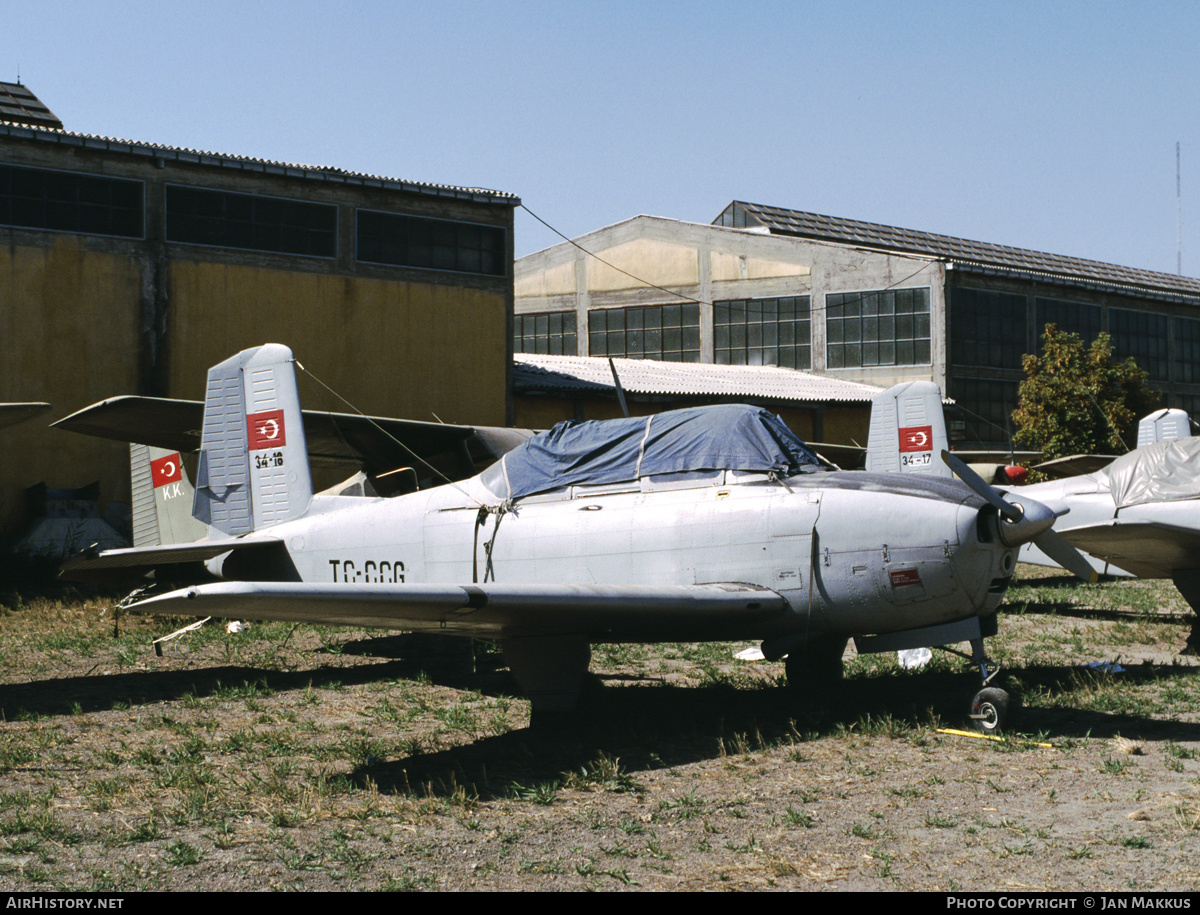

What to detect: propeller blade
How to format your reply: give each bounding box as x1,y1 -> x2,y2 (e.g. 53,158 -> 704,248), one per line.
940,450 -> 1057,548
940,451 -> 1021,521
1033,529 -> 1099,583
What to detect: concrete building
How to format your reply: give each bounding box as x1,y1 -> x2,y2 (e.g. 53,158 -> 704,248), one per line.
515,201 -> 1200,447
0,83 -> 518,538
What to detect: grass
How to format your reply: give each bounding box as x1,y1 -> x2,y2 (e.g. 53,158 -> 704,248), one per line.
0,576 -> 1197,890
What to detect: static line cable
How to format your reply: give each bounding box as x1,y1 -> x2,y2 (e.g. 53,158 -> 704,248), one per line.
293,360 -> 493,510
1086,390 -> 1131,453
520,204 -> 940,311
521,205 -> 708,306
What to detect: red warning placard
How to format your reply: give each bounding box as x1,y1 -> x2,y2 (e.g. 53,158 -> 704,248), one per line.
150,453 -> 182,488
899,425 -> 933,452
247,410 -> 287,450
890,568 -> 922,588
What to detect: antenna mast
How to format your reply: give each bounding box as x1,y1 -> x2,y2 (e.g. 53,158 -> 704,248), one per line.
1178,141 -> 1183,276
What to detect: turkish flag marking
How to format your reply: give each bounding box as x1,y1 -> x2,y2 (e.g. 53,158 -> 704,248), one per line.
247,410 -> 286,450
899,425 -> 933,452
150,453 -> 182,489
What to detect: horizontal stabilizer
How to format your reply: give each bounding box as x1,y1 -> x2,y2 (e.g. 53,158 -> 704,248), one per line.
60,538 -> 282,584
0,402 -> 51,430
125,581 -> 788,640
53,396 -> 533,483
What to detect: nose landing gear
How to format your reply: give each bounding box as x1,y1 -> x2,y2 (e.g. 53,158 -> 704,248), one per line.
940,636 -> 1014,733
966,637 -> 1012,734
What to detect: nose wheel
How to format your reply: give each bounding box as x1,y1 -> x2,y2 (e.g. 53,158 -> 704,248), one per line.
966,637 -> 1013,734
970,686 -> 1010,733
942,637 -> 1015,733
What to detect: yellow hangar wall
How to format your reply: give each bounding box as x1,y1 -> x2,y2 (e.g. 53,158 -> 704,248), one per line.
0,122 -> 518,544
0,239 -> 142,536
165,262 -> 508,426
0,246 -> 509,539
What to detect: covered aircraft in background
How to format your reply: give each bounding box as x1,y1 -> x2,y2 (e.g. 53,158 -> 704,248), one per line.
1012,411 -> 1200,647
59,346 -> 1091,731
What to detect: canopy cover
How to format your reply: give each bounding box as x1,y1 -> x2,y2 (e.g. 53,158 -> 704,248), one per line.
1103,436 -> 1200,509
482,404 -> 825,500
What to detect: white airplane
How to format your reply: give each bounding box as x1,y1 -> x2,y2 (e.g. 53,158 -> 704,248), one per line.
1009,409 -> 1200,648
59,344 -> 1088,732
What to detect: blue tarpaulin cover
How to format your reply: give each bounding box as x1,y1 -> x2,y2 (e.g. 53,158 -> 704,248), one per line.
481,404 -> 825,500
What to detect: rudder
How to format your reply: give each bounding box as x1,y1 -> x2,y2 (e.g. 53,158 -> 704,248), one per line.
864,380 -> 949,476
1137,408 -> 1192,448
130,444 -> 207,546
193,343 -> 313,535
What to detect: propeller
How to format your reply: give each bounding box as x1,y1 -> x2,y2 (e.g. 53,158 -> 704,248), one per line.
941,450 -> 1098,583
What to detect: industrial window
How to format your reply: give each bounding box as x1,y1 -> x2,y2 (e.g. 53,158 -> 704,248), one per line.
0,164 -> 143,238
1174,317 -> 1200,384
950,288 -> 1027,370
588,303 -> 701,362
713,202 -> 762,230
166,186 -> 336,257
515,312 -> 577,355
714,296 -> 811,369
357,210 -> 506,276
1034,297 -> 1101,351
948,376 -> 1021,446
1109,308 -> 1168,382
825,287 -> 930,368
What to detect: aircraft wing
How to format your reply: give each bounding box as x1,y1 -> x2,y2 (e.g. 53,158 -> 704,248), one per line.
1059,521 -> 1200,579
1031,454 -> 1117,479
124,580 -> 789,640
0,402 -> 51,430
52,395 -> 533,480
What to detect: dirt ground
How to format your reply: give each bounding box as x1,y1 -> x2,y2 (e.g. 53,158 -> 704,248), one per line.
0,569 -> 1198,891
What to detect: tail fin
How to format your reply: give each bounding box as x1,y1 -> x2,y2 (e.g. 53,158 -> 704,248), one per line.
193,343 -> 313,536
130,444 -> 207,546
864,381 -> 949,477
1137,408 -> 1192,448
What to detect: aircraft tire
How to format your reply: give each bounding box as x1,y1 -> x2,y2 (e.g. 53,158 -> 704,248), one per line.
970,687 -> 1010,734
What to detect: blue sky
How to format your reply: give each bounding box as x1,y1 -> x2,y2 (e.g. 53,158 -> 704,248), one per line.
7,1 -> 1198,270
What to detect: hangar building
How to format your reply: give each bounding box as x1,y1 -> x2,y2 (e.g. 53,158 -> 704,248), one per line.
0,82 -> 518,539
515,201 -> 1200,447
512,353 -> 881,448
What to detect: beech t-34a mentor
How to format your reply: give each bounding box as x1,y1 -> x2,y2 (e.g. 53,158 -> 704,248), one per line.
59,344 -> 1086,731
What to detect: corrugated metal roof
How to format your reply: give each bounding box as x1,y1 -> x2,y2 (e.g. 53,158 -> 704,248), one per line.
515,354 -> 883,403
727,201 -> 1200,301
0,83 -> 61,130
0,120 -> 519,205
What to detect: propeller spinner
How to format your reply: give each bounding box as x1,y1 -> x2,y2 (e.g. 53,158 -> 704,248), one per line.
941,451 -> 1098,583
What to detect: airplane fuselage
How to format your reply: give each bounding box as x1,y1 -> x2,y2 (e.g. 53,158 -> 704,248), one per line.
207,468 -> 1010,644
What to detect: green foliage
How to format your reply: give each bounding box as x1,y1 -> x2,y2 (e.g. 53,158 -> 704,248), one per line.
1012,325 -> 1160,461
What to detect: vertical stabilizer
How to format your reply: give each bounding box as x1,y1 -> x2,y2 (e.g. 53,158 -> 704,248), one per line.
865,381 -> 949,476
193,343 -> 313,536
1136,408 -> 1191,448
130,444 -> 207,546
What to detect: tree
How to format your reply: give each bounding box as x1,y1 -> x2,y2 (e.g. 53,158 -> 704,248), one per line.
1011,325 -> 1161,461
